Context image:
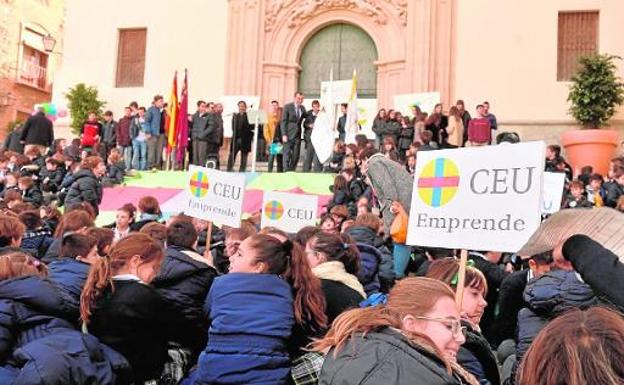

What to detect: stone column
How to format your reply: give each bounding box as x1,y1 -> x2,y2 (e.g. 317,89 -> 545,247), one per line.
225,0 -> 263,96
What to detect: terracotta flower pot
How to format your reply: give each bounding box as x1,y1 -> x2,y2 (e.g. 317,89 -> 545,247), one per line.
560,129 -> 619,176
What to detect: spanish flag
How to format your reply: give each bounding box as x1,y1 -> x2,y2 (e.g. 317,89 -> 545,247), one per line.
166,72 -> 179,153
176,69 -> 189,165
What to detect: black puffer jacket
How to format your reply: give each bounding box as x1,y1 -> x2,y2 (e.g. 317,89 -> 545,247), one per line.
63,169 -> 102,215
457,322 -> 500,385
508,269 -> 598,384
39,167 -> 66,193
344,225 -> 395,291
320,328 -> 467,385
563,234 -> 624,309
22,186 -> 43,207
151,245 -> 217,357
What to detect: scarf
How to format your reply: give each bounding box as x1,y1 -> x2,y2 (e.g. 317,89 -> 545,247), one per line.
312,261 -> 366,298
140,213 -> 160,222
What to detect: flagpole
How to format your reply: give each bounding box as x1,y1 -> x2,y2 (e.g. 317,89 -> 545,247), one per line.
251,102 -> 261,173
329,68 -> 334,137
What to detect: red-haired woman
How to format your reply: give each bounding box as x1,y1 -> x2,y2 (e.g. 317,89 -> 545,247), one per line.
518,307 -> 624,385
315,278 -> 477,384
130,196 -> 162,232
80,233 -> 171,384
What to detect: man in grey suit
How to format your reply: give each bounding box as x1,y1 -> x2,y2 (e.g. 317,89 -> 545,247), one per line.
280,91 -> 307,171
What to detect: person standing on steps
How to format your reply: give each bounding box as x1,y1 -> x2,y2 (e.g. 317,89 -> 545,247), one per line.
281,92 -> 306,172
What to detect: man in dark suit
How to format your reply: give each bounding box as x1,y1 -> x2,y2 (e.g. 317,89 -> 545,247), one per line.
280,92 -> 306,171
302,99 -> 322,172
227,101 -> 254,172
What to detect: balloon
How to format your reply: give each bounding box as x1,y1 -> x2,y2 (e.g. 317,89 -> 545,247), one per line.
58,109 -> 67,118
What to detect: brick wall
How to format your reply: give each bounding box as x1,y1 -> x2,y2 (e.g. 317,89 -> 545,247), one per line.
0,80 -> 51,139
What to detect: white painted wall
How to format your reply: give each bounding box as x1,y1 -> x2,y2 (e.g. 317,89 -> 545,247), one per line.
52,0 -> 228,137
454,0 -> 624,123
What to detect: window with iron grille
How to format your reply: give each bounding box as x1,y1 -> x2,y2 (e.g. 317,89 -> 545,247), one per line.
116,28 -> 147,87
557,11 -> 599,81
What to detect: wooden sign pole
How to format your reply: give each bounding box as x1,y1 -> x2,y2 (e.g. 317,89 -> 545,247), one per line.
455,249 -> 468,308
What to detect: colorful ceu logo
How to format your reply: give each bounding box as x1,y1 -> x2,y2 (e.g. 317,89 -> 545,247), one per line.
264,200 -> 284,220
189,171 -> 210,198
418,158 -> 460,207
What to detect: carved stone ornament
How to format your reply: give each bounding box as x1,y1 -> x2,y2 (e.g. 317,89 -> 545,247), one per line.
384,0 -> 407,25
265,0 -> 400,31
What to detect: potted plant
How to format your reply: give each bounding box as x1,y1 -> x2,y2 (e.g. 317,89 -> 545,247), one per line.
562,54 -> 624,175
65,83 -> 105,136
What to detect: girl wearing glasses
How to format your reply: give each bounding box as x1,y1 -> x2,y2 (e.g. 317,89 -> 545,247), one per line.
315,277 -> 477,385
427,258 -> 500,385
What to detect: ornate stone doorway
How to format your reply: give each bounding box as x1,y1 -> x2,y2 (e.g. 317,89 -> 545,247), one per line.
225,0 -> 456,109
297,23 -> 378,99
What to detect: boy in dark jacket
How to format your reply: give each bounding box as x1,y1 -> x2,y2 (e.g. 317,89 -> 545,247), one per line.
510,258 -> 597,384
47,233 -> 99,321
18,210 -> 54,259
151,217 -> 217,359
603,165 -> 624,208
24,147 -> 46,171
101,150 -> 125,186
39,158 -> 65,193
100,110 -> 117,159
18,176 -> 43,207
562,180 -> 592,209
116,106 -> 133,170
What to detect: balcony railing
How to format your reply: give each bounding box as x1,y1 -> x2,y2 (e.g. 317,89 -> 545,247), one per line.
19,61 -> 47,90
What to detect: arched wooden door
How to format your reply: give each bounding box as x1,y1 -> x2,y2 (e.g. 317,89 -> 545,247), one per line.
298,23 -> 378,99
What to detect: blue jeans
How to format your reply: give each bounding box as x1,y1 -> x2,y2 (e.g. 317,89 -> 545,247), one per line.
119,145 -> 132,170
132,139 -> 147,170
393,243 -> 411,279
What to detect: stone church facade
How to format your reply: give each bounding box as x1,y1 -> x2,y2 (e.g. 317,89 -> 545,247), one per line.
225,0 -> 455,109
52,0 -> 624,141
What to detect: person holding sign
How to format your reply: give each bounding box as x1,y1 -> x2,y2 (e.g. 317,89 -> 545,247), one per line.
426,259 -> 500,385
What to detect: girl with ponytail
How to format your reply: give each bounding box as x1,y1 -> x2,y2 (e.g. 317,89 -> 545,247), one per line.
315,277 -> 478,385
187,234 -> 327,385
80,233 -> 168,384
305,232 -> 366,323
